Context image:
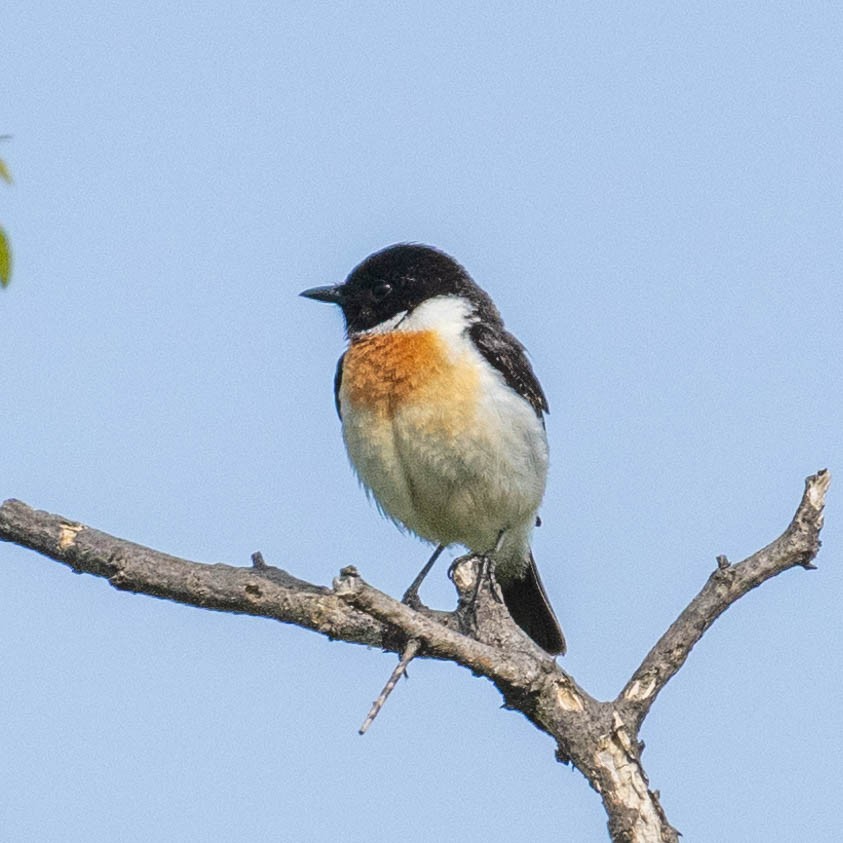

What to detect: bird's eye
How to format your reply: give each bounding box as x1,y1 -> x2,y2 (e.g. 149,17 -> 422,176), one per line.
372,282 -> 392,301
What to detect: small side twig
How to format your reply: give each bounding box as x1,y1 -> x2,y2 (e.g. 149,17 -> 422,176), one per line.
358,639 -> 421,735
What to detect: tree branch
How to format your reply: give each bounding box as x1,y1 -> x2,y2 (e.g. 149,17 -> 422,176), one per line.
616,469 -> 830,730
0,470 -> 830,843
0,498 -> 390,647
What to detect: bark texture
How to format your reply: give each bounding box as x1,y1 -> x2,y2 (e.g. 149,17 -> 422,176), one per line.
0,470 -> 830,842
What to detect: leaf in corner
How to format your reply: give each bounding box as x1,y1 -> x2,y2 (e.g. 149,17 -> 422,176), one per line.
0,158 -> 11,185
0,227 -> 11,287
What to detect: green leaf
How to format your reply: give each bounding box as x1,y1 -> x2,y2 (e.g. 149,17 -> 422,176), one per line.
0,158 -> 11,185
0,226 -> 11,287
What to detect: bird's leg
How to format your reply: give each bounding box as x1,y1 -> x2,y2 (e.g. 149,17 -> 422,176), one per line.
402,544 -> 445,608
474,555 -> 494,605
474,557 -> 507,605
486,528 -> 507,603
448,554 -> 497,639
460,529 -> 508,606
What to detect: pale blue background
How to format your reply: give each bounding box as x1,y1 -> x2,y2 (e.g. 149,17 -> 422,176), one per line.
2,3 -> 841,841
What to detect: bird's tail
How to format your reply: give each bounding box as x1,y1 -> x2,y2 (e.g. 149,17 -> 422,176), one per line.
500,552 -> 566,655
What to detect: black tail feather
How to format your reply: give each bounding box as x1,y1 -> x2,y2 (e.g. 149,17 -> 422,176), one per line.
500,554 -> 566,655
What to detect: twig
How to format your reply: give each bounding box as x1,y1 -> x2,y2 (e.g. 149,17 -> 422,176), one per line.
359,639 -> 421,734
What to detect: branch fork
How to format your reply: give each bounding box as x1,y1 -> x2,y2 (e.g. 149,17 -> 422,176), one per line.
0,470 -> 830,843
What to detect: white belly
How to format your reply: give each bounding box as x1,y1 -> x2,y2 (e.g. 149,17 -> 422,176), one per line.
341,351 -> 548,568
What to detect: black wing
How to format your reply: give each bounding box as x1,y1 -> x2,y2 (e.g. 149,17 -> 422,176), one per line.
469,322 -> 548,419
333,352 -> 345,420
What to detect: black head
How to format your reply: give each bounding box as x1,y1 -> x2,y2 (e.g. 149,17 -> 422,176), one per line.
300,243 -> 496,334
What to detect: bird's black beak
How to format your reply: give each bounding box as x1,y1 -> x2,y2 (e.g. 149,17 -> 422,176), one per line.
300,284 -> 343,304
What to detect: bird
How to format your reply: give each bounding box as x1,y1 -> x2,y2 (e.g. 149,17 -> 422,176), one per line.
300,244 -> 565,655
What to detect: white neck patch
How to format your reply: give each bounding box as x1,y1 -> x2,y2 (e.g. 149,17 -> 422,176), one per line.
352,295 -> 476,338
400,294 -> 474,333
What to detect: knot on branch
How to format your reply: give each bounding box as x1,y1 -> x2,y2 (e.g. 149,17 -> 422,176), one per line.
333,565 -> 363,596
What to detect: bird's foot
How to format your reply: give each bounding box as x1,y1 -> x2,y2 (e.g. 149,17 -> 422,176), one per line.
449,553 -> 504,610
401,585 -> 424,610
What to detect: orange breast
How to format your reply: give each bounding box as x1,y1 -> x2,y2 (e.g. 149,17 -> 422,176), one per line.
341,330 -> 477,419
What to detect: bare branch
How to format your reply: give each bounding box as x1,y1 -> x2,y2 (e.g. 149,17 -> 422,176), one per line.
617,470 -> 830,728
0,498 -> 390,648
0,471 -> 830,843
334,562 -> 547,685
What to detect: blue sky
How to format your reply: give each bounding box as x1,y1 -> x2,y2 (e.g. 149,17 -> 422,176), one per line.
2,3 -> 841,841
